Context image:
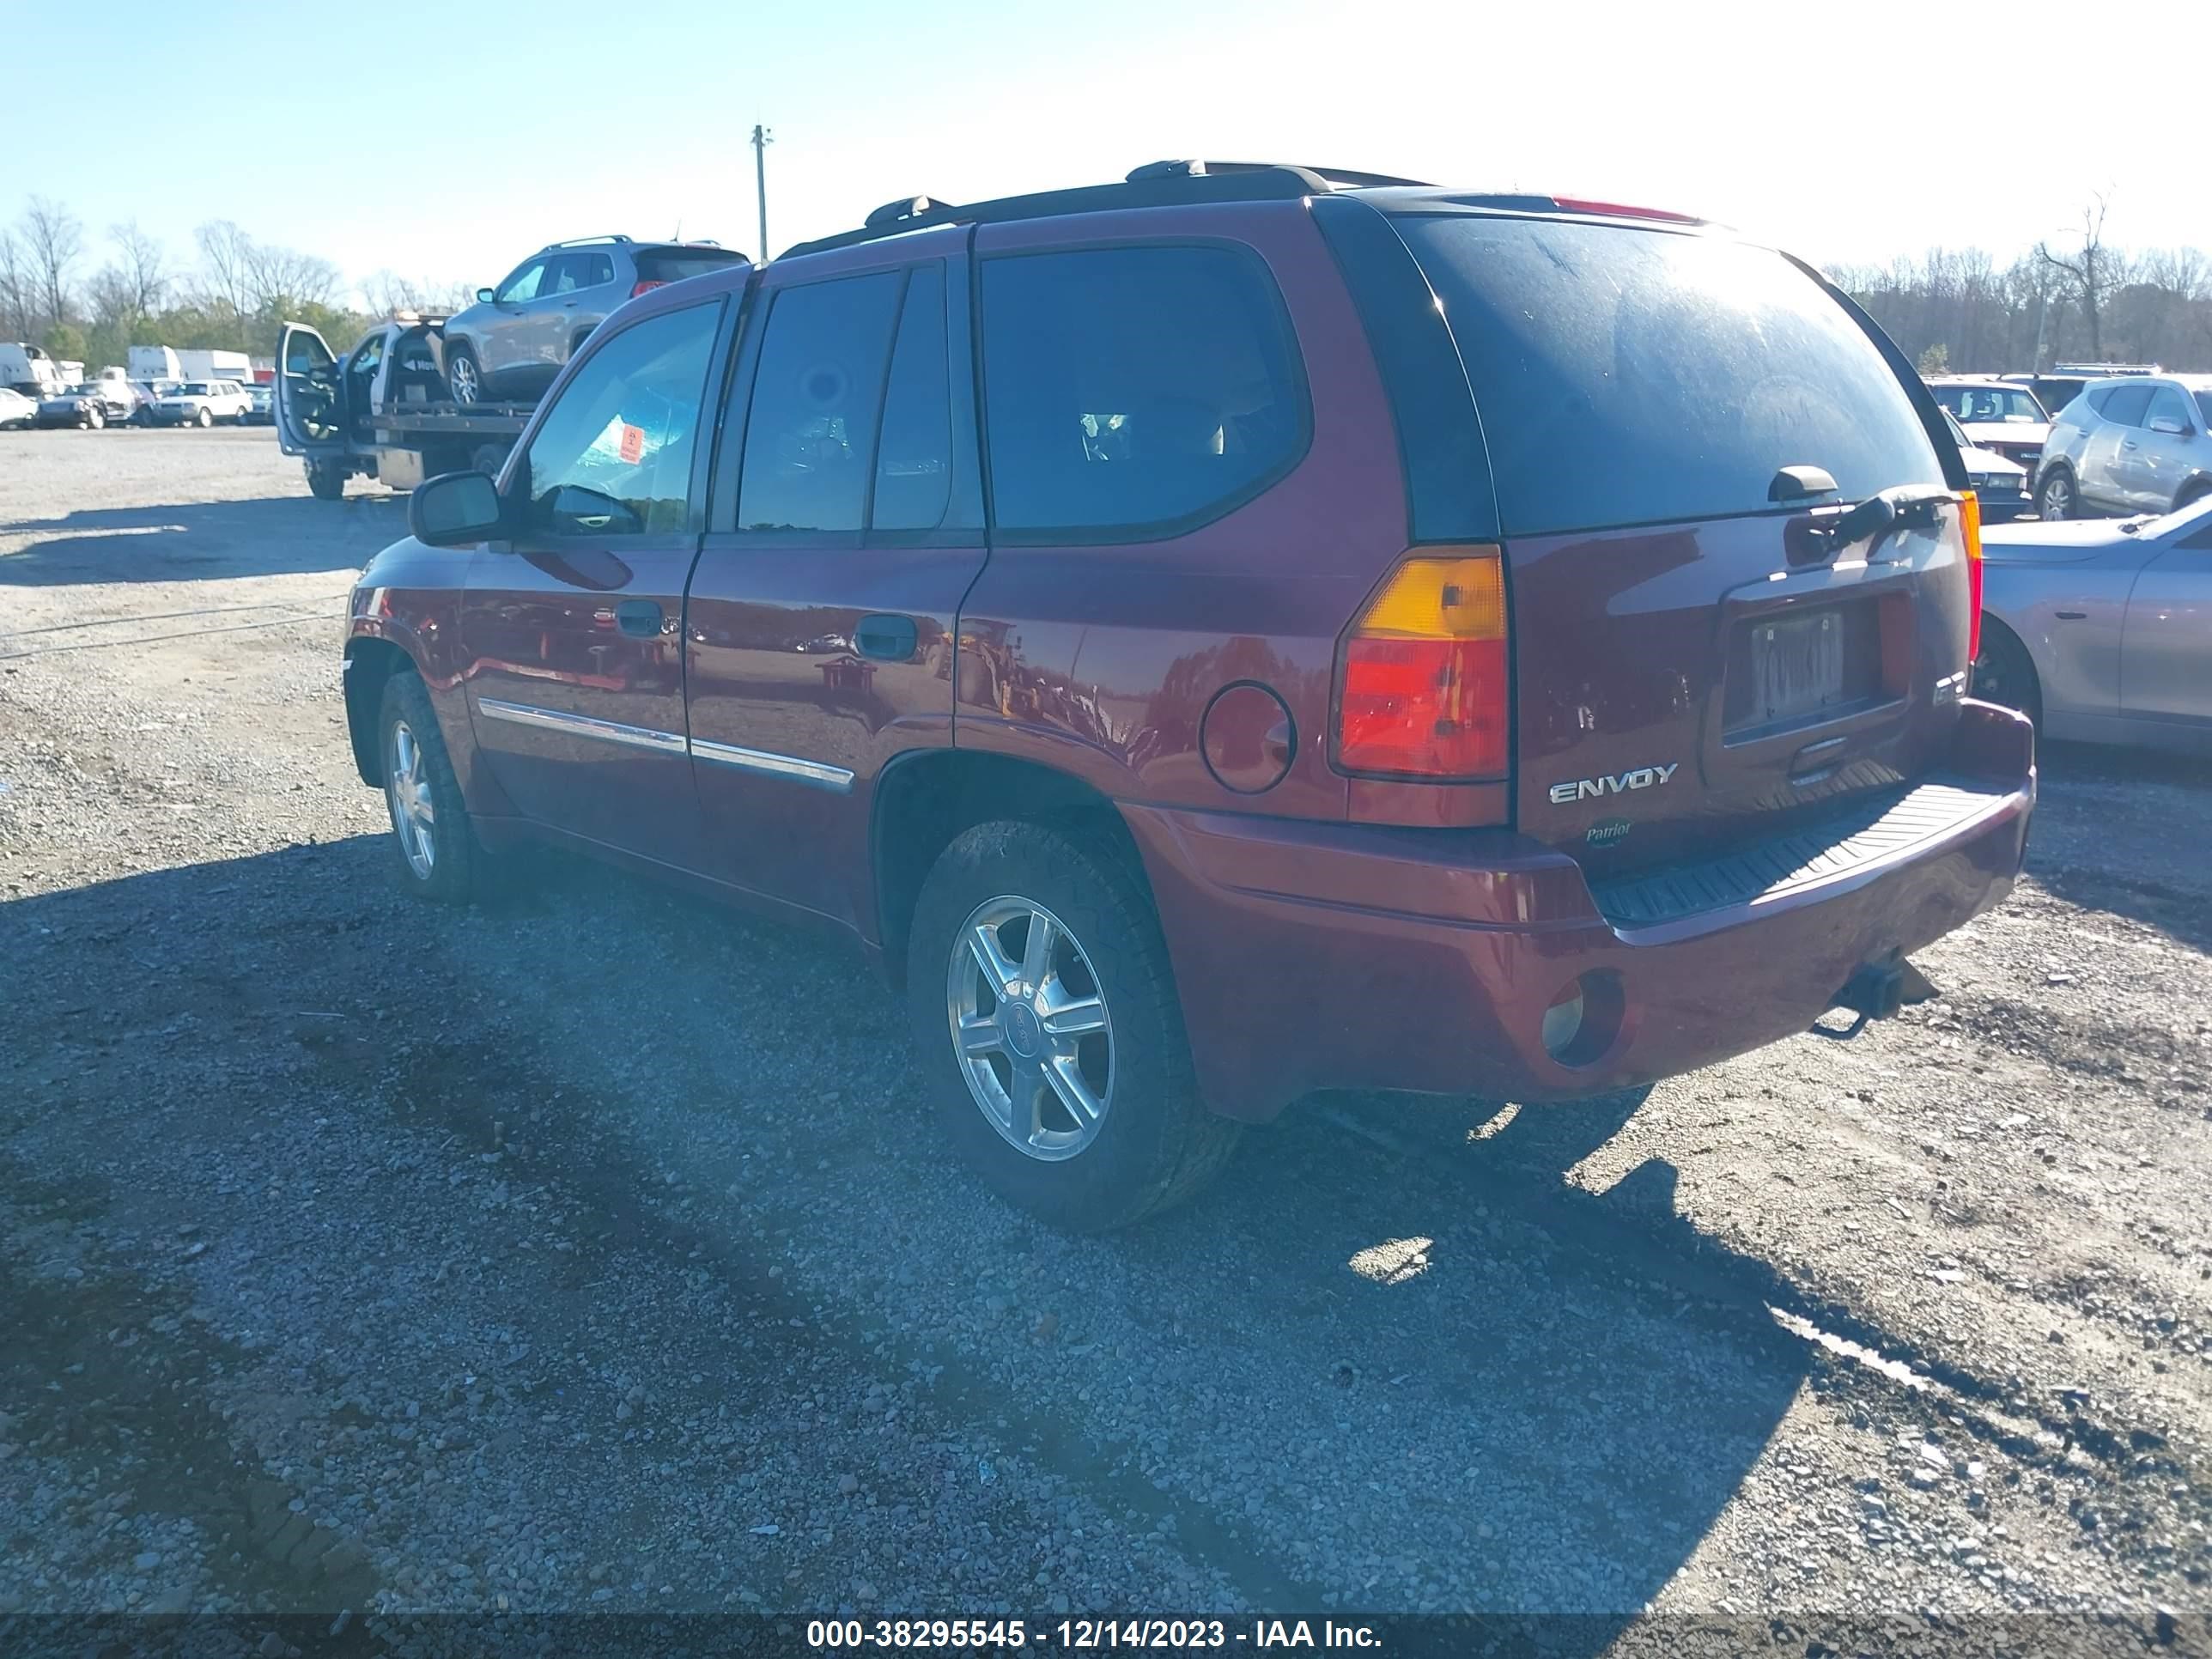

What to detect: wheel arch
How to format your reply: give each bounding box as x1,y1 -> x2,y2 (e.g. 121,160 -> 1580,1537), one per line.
343,635 -> 417,786
870,749 -> 1148,992
1973,611 -> 2044,723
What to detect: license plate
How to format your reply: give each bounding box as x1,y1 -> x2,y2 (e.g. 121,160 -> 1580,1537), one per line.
1745,610 -> 1845,726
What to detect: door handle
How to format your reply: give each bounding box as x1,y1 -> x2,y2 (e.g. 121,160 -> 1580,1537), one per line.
615,599 -> 665,638
854,614 -> 918,660
2122,441 -> 2139,451
2055,611 -> 2087,621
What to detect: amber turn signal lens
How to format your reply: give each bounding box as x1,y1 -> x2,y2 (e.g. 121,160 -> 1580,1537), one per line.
1335,547 -> 1510,781
1958,491 -> 1984,667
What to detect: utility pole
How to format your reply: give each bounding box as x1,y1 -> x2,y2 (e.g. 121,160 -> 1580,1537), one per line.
750,125 -> 773,260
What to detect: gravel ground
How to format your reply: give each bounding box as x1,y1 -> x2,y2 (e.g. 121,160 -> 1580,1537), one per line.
1,430 -> 2207,1654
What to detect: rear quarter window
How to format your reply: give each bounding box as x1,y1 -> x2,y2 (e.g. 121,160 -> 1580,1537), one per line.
977,244 -> 1307,541
1392,216 -> 1943,537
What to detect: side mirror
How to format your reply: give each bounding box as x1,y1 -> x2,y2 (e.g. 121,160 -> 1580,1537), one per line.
2148,416 -> 2190,437
409,470 -> 504,546
476,287 -> 495,305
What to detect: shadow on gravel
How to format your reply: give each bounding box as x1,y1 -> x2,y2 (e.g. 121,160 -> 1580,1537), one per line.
3,839 -> 1815,1642
0,495 -> 404,587
2022,739 -> 2212,955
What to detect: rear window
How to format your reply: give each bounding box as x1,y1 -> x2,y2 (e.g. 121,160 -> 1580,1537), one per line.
638,247 -> 746,284
1393,216 -> 1943,537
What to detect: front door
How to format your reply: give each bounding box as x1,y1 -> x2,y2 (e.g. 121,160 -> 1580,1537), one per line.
684,228 -> 986,924
2137,385 -> 2197,514
458,295 -> 732,868
273,323 -> 347,461
481,256 -> 550,392
2122,516 -> 2212,727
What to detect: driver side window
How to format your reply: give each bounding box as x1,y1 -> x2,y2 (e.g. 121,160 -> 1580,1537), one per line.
496,259 -> 548,305
518,301 -> 723,539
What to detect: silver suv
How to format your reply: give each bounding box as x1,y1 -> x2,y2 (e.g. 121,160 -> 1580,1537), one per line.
440,234 -> 746,404
2037,373 -> 2212,520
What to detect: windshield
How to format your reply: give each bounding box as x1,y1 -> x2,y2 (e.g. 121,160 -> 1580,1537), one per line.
63,384 -> 98,397
1934,384 -> 2046,423
1392,215 -> 1943,535
178,382 -> 210,395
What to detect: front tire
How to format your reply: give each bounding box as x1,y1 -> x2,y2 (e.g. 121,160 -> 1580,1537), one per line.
86,406 -> 104,430
907,820 -> 1240,1231
305,459 -> 346,500
194,405 -> 213,428
447,347 -> 482,405
2036,465 -> 2076,521
377,670 -> 483,903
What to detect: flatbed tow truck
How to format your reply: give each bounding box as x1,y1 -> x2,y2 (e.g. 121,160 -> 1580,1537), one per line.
276,316 -> 537,500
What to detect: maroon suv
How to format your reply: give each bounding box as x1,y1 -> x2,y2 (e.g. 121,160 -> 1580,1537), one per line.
342,161 -> 2035,1231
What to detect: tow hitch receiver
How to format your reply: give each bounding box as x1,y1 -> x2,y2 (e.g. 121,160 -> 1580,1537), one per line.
1813,954 -> 1937,1040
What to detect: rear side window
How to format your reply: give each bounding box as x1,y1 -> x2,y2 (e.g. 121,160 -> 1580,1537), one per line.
736,272 -> 902,533
2144,386 -> 2191,430
1393,216 -> 1943,537
2098,384 -> 2153,427
872,264 -> 953,532
978,245 -> 1306,539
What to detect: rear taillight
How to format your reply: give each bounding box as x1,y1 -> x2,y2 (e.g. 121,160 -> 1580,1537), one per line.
1334,548 -> 1510,780
1960,491 -> 1984,665
629,279 -> 667,299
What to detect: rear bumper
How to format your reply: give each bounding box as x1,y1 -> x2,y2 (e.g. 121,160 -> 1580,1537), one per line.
1127,700 -> 2034,1121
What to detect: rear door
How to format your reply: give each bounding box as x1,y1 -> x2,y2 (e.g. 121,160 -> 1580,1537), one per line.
1383,210 -> 1967,877
457,295 -> 731,867
683,226 -> 985,922
274,323 -> 347,459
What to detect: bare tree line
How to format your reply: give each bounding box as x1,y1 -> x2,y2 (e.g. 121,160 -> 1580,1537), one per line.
1822,200 -> 2209,376
0,197 -> 466,370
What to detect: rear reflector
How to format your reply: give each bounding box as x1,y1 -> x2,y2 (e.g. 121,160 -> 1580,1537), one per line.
629,279 -> 668,299
1960,491 -> 1984,665
1334,548 -> 1510,780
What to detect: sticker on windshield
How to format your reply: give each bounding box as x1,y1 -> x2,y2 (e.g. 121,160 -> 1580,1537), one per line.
618,422 -> 644,465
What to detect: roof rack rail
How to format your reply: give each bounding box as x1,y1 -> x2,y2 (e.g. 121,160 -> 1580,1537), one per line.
543,234 -> 635,250
779,161 -> 1414,261
1126,159 -> 1434,188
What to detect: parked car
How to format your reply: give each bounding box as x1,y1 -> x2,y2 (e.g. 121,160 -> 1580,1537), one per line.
2002,363 -> 2160,428
339,162 -> 2033,1231
149,380 -> 253,426
2033,374 -> 2212,521
1944,410 -> 2030,520
1973,495 -> 2212,753
34,381 -> 139,429
0,386 -> 36,429
1926,375 -> 2048,486
245,382 -> 274,424
439,234 -> 748,404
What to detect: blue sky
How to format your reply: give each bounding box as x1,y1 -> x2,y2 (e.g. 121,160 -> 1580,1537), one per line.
3,0 -> 2202,305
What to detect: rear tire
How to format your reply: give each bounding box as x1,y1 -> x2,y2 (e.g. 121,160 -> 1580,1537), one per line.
1971,620 -> 2042,726
906,820 -> 1240,1232
305,459 -> 346,501
2175,481 -> 2211,514
2035,465 -> 2076,521
376,669 -> 483,904
447,346 -> 483,405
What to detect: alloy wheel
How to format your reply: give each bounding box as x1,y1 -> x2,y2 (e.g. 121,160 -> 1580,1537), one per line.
2039,471 -> 2073,520
945,896 -> 1115,1161
385,719 -> 437,879
449,356 -> 479,404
